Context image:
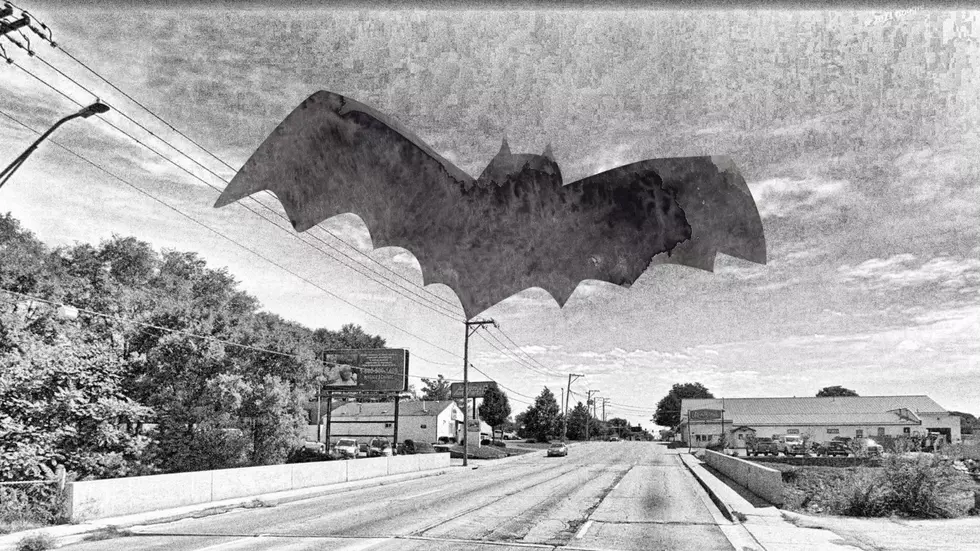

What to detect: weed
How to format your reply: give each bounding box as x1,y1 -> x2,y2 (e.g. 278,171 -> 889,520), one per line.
15,533 -> 54,551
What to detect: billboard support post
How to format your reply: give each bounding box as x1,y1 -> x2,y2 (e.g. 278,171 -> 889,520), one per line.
325,392 -> 333,446
393,394 -> 400,448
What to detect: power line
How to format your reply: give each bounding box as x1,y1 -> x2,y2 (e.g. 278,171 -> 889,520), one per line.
490,324 -> 563,377
2,22 -> 464,316
0,288 -> 441,379
6,60 -> 464,323
4,59 -> 461,321
0,107 -> 463,363
467,364 -> 536,404
473,330 -> 563,379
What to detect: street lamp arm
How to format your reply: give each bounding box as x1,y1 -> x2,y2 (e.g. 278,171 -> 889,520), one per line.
0,102 -> 110,189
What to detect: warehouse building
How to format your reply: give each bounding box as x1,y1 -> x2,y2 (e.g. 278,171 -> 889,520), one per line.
677,395 -> 961,449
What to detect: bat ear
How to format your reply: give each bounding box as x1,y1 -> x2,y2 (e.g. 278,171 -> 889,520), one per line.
541,143 -> 554,161
498,136 -> 511,156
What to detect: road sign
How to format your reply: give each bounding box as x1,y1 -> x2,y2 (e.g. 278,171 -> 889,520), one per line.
449,381 -> 497,399
314,349 -> 409,392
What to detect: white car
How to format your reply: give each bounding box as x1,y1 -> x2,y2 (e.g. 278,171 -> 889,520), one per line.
333,438 -> 359,459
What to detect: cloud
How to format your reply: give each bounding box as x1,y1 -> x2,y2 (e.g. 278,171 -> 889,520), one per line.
838,254 -> 980,291
748,176 -> 849,219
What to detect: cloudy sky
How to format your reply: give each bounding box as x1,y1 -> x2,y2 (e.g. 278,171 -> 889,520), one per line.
1,4 -> 977,426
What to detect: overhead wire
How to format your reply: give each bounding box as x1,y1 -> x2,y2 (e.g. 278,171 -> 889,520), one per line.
0,107 -> 463,363
0,287 -> 442,380
8,59 -> 465,324
0,18 -> 464,316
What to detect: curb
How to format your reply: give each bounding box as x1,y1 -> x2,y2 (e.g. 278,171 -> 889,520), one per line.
0,467 -> 452,551
679,453 -> 737,522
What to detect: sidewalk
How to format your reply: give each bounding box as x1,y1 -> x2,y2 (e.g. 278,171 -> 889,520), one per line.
679,453 -> 864,551
0,466 -> 452,551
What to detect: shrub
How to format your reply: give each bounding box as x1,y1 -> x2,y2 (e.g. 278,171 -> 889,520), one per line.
0,484 -> 70,534
285,447 -> 332,464
491,441 -> 506,448
881,454 -> 974,518
16,532 -> 54,551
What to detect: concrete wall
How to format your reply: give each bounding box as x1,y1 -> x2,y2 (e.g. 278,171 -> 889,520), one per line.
703,450 -> 785,506
69,453 -> 450,521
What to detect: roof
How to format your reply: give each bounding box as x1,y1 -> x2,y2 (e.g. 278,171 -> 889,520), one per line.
679,395 -> 948,427
331,400 -> 459,419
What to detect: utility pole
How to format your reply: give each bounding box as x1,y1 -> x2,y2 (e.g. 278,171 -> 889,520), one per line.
585,389 -> 599,441
562,373 -> 583,442
462,318 -> 495,466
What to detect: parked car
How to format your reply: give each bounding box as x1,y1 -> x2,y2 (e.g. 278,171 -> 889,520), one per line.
746,436 -> 778,456
333,438 -> 358,459
816,438 -> 851,457
851,437 -> 884,458
777,434 -> 807,456
607,436 -> 620,442
368,438 -> 393,457
547,442 -> 569,457
358,443 -> 370,458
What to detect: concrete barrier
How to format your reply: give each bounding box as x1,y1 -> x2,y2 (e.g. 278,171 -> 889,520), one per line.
346,457 -> 389,481
69,471 -> 212,520
703,450 -> 785,505
387,454 -> 421,475
68,452 -> 451,521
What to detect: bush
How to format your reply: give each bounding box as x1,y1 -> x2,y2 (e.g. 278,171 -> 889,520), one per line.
285,447 -> 332,464
491,441 -> 506,448
16,533 -> 54,551
881,454 -> 974,518
0,484 -> 70,534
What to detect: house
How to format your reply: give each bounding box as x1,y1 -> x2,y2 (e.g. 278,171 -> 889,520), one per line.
677,395 -> 962,449
311,400 -> 465,446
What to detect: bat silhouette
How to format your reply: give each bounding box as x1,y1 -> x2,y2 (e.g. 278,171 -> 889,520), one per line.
215,91 -> 766,319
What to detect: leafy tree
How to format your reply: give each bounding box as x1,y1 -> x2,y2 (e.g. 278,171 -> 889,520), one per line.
420,374 -> 453,401
607,417 -> 631,439
949,411 -> 979,435
478,385 -> 511,439
566,402 -> 591,440
816,385 -> 859,397
522,387 -> 562,442
654,382 -> 714,428
0,304 -> 154,481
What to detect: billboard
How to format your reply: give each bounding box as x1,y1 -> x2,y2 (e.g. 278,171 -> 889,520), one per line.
449,381 -> 497,399
314,349 -> 408,392
689,409 -> 724,421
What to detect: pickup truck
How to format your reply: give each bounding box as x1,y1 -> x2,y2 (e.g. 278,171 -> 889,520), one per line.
746,436 -> 778,456
777,434 -> 807,456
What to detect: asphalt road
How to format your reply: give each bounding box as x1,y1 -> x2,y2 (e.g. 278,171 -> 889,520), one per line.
62,442 -> 734,551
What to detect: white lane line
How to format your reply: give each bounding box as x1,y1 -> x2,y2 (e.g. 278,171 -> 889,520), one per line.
574,519 -> 594,539
332,538 -> 395,551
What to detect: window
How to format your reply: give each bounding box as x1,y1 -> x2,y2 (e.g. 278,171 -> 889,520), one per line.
787,429 -> 800,435
903,427 -> 911,435
855,429 -> 864,437
738,434 -> 744,440
877,427 -> 885,437
420,424 -> 427,429
826,428 -> 840,434
384,423 -> 393,428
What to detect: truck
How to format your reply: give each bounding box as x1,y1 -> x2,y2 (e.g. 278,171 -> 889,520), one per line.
746,436 -> 778,456
776,434 -> 807,456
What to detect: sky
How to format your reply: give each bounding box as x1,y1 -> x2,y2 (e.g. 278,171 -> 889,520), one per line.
1,5 -> 977,427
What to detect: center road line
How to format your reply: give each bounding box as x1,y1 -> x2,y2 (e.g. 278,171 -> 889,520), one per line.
574,519 -> 594,539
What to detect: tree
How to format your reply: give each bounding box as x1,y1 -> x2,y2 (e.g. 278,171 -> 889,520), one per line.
816,386 -> 859,397
521,387 -> 562,442
566,402 -> 591,440
478,385 -> 511,439
654,382 -> 714,428
419,374 -> 453,401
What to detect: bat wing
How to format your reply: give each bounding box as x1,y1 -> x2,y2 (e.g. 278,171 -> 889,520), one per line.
567,156 -> 767,274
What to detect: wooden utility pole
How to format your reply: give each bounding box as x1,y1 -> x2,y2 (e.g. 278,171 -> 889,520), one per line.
586,389 -> 599,441
462,319 -> 495,466
562,373 -> 583,442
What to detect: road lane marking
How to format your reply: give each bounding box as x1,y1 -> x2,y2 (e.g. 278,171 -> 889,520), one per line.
395,487 -> 444,501
574,519 -> 594,539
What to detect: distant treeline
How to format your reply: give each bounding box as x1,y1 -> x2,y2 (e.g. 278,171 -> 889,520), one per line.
0,213 -> 387,482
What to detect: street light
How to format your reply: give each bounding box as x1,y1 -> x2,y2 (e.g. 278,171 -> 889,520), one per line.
0,101 -> 110,189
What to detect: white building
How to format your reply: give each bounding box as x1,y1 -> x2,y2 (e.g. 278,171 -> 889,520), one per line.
322,400 -> 466,445
678,395 -> 962,449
